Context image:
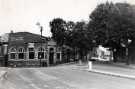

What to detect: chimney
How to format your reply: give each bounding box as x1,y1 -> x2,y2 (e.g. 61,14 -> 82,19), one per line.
10,30 -> 14,33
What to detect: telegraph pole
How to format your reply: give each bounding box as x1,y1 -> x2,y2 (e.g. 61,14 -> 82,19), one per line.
36,22 -> 43,67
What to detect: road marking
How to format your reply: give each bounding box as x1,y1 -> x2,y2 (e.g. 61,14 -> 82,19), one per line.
34,70 -> 58,81
43,84 -> 49,88
55,86 -> 71,89
30,83 -> 41,89
3,81 -> 18,89
55,86 -> 66,89
19,75 -> 32,83
0,71 -> 7,80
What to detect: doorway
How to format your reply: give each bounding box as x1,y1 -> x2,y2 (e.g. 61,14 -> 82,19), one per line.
49,48 -> 54,65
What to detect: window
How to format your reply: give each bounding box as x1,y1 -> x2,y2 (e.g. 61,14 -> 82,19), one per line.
57,53 -> 60,59
0,46 -> 2,56
38,47 -> 45,59
18,48 -> 25,59
45,52 -> 47,59
28,48 -> 35,59
49,48 -> 54,53
10,48 -> 16,59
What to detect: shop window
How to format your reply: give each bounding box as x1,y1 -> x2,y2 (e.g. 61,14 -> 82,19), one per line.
57,53 -> 60,60
11,53 -> 16,59
38,47 -> 45,59
45,53 -> 47,59
0,46 -> 1,56
49,48 -> 54,53
18,48 -> 25,59
10,48 -> 16,59
28,48 -> 35,59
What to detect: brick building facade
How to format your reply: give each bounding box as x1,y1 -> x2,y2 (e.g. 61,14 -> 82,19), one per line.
1,32 -> 62,67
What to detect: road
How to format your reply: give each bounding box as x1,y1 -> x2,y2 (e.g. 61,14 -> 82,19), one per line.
0,65 -> 135,89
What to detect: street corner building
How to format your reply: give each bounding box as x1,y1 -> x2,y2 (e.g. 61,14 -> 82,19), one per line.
0,32 -> 62,67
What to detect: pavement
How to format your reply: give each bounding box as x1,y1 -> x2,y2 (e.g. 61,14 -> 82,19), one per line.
72,62 -> 135,80
0,67 -> 8,80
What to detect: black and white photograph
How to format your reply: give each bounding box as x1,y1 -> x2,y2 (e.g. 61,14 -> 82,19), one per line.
0,0 -> 135,89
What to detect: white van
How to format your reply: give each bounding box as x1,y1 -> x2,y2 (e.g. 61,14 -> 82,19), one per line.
91,45 -> 113,61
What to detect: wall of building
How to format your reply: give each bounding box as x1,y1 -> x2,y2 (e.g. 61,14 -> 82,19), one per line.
8,42 -> 62,67
1,32 -> 63,67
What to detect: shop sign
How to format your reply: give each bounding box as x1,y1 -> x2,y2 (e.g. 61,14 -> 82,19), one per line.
28,43 -> 34,48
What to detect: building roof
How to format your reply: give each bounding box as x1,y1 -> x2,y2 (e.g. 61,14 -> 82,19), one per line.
9,32 -> 47,45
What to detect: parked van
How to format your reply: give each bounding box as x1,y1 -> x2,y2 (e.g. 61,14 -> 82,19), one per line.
91,45 -> 113,61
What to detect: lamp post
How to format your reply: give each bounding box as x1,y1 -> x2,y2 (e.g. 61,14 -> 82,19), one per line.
121,38 -> 132,65
88,40 -> 96,70
36,22 -> 43,67
126,39 -> 132,65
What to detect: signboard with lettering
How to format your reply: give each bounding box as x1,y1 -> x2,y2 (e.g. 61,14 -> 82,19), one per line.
10,37 -> 24,41
28,43 -> 34,48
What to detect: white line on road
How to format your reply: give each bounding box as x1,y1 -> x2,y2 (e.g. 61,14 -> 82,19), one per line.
30,83 -> 41,89
19,75 -> 32,83
55,86 -> 75,89
2,81 -> 18,89
43,84 -> 49,88
34,70 -> 58,81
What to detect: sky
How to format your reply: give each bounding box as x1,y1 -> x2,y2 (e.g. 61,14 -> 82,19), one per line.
0,0 -> 134,37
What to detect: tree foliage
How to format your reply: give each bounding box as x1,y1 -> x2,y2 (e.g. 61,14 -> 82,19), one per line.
50,18 -> 93,61
88,2 -> 135,64
50,18 -> 67,46
64,21 -> 75,47
88,2 -> 135,46
69,21 -> 93,59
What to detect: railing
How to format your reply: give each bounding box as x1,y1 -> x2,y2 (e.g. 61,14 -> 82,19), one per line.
0,56 -> 5,67
8,60 -> 47,67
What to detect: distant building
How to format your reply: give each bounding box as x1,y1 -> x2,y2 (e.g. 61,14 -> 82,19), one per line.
0,34 -> 9,66
1,32 -> 62,67
0,33 -> 9,42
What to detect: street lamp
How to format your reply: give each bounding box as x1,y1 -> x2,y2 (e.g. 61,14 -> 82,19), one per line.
36,22 -> 43,67
121,38 -> 132,65
126,39 -> 132,65
88,40 -> 96,70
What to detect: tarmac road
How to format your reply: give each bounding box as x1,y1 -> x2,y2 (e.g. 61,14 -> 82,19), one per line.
1,65 -> 135,89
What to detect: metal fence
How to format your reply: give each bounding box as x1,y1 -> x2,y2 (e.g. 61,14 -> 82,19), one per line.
8,60 -> 47,67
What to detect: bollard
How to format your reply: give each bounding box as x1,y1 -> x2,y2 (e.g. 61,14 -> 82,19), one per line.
88,61 -> 92,70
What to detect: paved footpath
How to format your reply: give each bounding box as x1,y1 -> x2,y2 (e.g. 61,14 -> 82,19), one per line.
72,62 -> 135,80
0,67 -> 8,80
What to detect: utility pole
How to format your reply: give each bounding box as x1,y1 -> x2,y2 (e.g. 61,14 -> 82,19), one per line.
126,38 -> 132,65
36,22 -> 43,67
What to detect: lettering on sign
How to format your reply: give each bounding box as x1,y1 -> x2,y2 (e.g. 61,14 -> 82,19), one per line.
28,43 -> 34,48
11,37 -> 24,41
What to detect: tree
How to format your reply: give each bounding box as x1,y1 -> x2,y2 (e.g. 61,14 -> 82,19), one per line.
88,2 -> 135,64
50,18 -> 67,46
71,21 -> 92,63
116,3 -> 135,65
64,21 -> 75,47
89,2 -> 120,45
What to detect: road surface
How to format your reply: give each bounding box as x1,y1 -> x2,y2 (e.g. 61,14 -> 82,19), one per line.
1,65 -> 135,89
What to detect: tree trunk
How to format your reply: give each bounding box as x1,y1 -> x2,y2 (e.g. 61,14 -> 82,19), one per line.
79,59 -> 82,65
79,50 -> 83,65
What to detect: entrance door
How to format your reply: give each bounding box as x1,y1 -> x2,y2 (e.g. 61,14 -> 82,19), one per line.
49,48 -> 54,65
49,53 -> 54,64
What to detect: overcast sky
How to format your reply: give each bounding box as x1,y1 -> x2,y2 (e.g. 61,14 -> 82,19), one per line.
0,0 -> 134,37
